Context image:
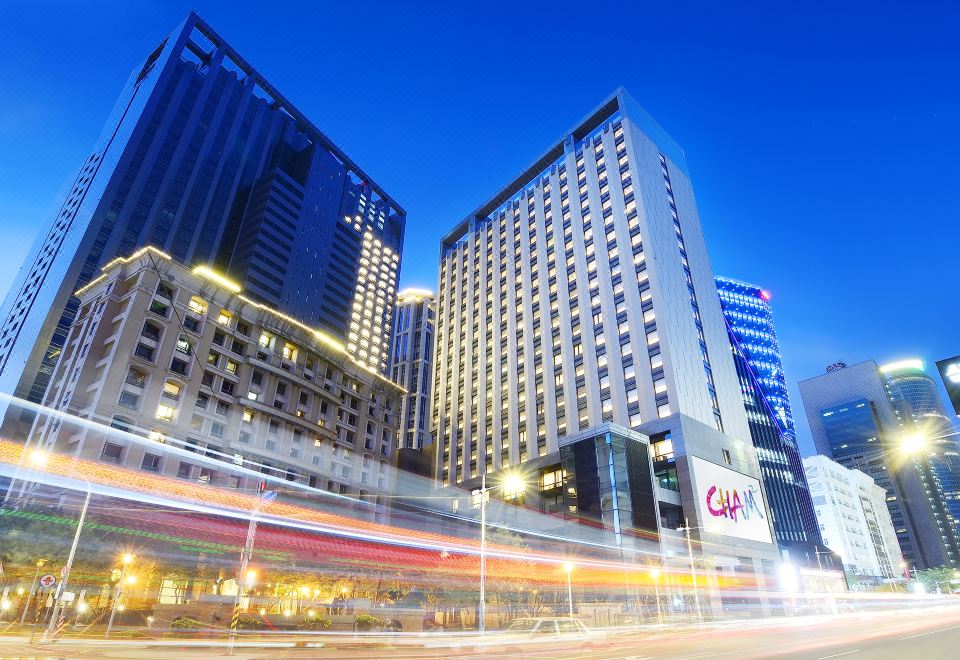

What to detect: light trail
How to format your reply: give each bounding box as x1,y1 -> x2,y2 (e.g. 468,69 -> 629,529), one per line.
1,439 -> 738,591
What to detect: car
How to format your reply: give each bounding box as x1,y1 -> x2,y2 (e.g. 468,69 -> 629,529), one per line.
505,616 -> 604,645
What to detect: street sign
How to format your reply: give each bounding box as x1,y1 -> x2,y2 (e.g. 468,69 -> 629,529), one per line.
38,574 -> 57,589
261,490 -> 278,505
60,566 -> 67,579
60,591 -> 76,602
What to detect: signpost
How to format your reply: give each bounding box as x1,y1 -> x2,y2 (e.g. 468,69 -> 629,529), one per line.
38,575 -> 56,589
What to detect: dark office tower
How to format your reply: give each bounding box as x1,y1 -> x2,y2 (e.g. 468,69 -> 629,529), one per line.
389,289 -> 435,450
799,361 -> 960,569
0,12 -> 405,423
717,279 -> 823,563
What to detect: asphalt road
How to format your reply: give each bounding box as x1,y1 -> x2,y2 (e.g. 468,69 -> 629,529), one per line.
0,604 -> 957,658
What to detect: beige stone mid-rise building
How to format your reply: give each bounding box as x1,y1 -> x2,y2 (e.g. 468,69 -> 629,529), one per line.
25,247 -> 402,515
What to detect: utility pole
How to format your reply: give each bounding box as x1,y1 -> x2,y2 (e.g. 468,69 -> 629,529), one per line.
227,484 -> 276,656
679,518 -> 702,622
45,487 -> 91,639
19,559 -> 45,626
479,472 -> 487,634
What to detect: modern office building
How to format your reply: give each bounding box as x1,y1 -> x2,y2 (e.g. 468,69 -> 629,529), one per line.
935,355 -> 960,417
717,277 -> 823,564
15,247 -> 402,518
726,322 -> 825,564
433,89 -> 779,601
803,455 -> 902,583
880,359 -> 960,524
799,361 -> 960,568
715,278 -> 794,436
389,289 -> 435,451
0,12 -> 405,431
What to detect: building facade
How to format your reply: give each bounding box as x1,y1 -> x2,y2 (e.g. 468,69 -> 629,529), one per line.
0,12 -> 405,430
880,359 -> 960,525
433,90 -> 779,598
20,248 -> 402,516
935,355 -> 960,417
726,322 -> 824,561
803,455 -> 902,582
799,360 -> 960,568
717,277 -> 823,562
715,278 -> 794,436
389,289 -> 435,451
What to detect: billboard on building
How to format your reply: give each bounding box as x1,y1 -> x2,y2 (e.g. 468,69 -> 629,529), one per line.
690,456 -> 773,544
935,356 -> 960,416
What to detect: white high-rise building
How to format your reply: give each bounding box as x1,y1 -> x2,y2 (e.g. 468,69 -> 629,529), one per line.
432,90 -> 778,588
434,89 -> 754,484
803,455 -> 903,580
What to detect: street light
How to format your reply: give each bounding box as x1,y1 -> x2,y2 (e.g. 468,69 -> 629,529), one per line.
900,432 -> 927,456
563,562 -> 575,617
676,518 -> 703,623
106,553 -> 135,638
32,449 -> 94,640
19,558 -> 46,626
477,471 -> 526,633
227,485 -> 277,656
649,568 -> 662,624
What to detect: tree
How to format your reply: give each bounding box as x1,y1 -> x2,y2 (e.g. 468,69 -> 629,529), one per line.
915,567 -> 959,593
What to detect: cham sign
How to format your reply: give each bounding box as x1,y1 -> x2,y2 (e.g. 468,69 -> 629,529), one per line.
691,456 -> 772,544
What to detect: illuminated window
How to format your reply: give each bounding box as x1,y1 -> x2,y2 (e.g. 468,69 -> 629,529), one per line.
188,297 -> 207,315
155,403 -> 177,422
217,310 -> 232,325
541,467 -> 564,490
652,438 -> 674,461
162,381 -> 181,401
259,331 -> 275,349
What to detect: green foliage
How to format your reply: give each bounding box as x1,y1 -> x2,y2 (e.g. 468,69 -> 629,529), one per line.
915,566 -> 960,592
235,613 -> 266,630
487,527 -> 526,548
299,612 -> 332,630
170,616 -> 203,630
354,613 -> 386,631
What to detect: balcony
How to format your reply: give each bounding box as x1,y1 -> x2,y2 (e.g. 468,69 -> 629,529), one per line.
125,374 -> 146,389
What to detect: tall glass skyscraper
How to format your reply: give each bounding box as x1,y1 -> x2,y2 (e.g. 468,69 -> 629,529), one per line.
800,360 -> 960,569
718,278 -> 823,562
880,359 -> 960,528
716,278 -> 794,437
0,12 -> 405,424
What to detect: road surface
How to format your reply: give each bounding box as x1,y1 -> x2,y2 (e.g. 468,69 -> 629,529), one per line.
0,603 -> 957,658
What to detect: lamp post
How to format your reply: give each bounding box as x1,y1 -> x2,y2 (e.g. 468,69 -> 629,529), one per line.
676,518 -> 703,623
649,568 -> 662,624
478,472 -> 524,634
19,559 -> 46,626
563,562 -> 575,617
105,554 -> 135,638
32,449 -> 93,640
227,485 -> 277,655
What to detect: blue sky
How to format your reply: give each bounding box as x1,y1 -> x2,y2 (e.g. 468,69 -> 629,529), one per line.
1,1 -> 958,455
